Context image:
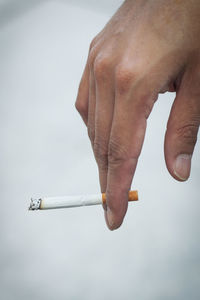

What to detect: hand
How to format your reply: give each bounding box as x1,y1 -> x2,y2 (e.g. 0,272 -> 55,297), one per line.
75,0 -> 200,230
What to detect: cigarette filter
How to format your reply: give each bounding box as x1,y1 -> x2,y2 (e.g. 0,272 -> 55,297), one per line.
29,190 -> 138,211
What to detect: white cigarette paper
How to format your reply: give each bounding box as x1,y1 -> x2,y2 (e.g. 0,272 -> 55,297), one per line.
29,194 -> 103,210
29,191 -> 138,211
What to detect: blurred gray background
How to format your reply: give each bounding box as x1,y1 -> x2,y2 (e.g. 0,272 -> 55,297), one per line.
0,1 -> 200,299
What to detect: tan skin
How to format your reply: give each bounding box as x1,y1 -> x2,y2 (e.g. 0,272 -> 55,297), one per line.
75,0 -> 200,230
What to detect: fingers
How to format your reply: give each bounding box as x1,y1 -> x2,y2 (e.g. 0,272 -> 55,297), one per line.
164,66 -> 200,181
75,63 -> 90,125
105,70 -> 154,230
93,57 -> 115,194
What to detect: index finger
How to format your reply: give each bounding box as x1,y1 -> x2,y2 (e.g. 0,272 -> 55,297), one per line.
105,76 -> 154,230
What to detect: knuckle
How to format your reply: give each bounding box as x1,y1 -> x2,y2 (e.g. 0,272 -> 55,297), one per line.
93,55 -> 111,80
89,37 -> 97,52
88,49 -> 97,68
75,99 -> 87,116
108,139 -> 129,166
89,34 -> 101,52
176,123 -> 199,145
88,35 -> 101,67
115,65 -> 139,93
93,140 -> 108,171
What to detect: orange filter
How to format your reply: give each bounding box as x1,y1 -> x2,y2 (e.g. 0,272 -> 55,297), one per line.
102,190 -> 138,204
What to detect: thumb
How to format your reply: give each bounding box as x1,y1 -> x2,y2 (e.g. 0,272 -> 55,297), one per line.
164,67 -> 200,181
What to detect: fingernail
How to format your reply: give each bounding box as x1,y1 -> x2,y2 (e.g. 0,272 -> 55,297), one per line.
174,154 -> 192,181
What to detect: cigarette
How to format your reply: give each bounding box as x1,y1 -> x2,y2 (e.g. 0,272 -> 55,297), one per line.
29,190 -> 138,211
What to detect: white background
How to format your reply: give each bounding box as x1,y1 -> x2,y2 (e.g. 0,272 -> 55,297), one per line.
0,1 -> 200,299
